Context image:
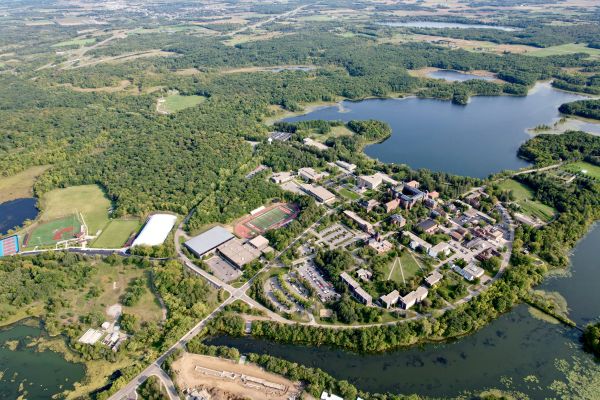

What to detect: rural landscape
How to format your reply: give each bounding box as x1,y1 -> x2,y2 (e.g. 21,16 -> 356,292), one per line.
1,0 -> 600,399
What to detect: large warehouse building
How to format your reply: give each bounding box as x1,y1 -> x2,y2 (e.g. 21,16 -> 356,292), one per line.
131,214 -> 177,247
184,226 -> 234,258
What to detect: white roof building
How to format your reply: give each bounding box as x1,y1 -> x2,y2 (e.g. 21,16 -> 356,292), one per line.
131,214 -> 177,247
321,392 -> 344,400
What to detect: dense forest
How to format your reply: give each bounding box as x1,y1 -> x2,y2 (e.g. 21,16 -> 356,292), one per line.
559,99 -> 600,121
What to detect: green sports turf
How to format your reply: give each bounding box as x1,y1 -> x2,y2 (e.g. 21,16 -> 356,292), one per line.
26,214 -> 80,247
248,207 -> 291,231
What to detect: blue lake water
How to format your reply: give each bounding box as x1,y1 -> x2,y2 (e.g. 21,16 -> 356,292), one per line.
381,21 -> 518,31
0,198 -> 38,235
283,83 -> 587,177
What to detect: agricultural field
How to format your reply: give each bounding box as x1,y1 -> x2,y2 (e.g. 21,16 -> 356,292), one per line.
91,219 -> 141,248
497,179 -> 556,222
564,161 -> 600,180
157,94 -> 206,114
529,43 -> 600,59
39,185 -> 111,234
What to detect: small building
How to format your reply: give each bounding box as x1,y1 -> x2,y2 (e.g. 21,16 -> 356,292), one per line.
368,237 -> 394,254
321,392 -> 344,400
132,214 -> 177,247
343,210 -> 374,234
184,226 -> 235,258
217,238 -> 262,269
380,290 -> 400,309
302,184 -> 336,204
385,198 -> 400,213
406,180 -> 420,189
298,167 -> 328,182
425,270 -> 443,287
463,263 -> 485,280
399,286 -> 428,310
271,172 -> 294,184
357,174 -> 383,190
428,242 -> 451,258
427,191 -> 440,200
416,219 -> 439,234
356,268 -> 372,282
340,272 -> 372,306
359,199 -> 380,212
248,235 -> 269,251
303,137 -> 330,151
390,214 -> 406,227
335,160 -> 357,172
403,231 -> 432,252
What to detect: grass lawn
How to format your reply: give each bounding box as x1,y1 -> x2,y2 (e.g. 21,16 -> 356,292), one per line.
385,251 -> 422,284
0,165 -> 50,203
338,187 -> 360,201
529,43 -> 600,59
52,38 -> 96,47
564,161 -> 600,180
91,219 -> 141,248
497,179 -> 555,222
39,184 -> 111,234
61,262 -> 164,326
159,94 -> 206,113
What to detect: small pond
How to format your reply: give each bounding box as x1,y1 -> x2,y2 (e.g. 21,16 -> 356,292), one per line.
0,198 -> 38,235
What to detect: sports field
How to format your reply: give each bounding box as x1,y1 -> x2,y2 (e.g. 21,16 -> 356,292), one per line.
235,203 -> 299,238
24,214 -> 81,247
91,219 -> 141,248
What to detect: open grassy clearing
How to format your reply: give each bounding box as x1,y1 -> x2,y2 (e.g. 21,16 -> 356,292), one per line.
60,261 -> 163,327
39,184 -> 111,234
529,43 -> 600,59
91,219 -> 140,248
338,187 -> 360,201
497,179 -> 556,221
52,38 -> 96,48
564,161 -> 600,179
157,94 -> 206,113
0,165 -> 49,203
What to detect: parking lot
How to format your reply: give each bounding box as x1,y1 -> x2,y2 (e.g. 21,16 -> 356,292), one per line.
297,261 -> 338,302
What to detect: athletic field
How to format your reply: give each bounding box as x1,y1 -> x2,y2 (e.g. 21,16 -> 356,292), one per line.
24,214 -> 81,247
235,203 -> 299,238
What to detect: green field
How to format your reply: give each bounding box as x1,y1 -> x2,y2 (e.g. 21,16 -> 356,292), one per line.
91,219 -> 141,248
385,251 -> 422,284
497,179 -> 556,222
40,184 -> 111,234
529,43 -> 600,59
52,38 -> 96,47
249,207 -> 290,231
338,187 -> 360,200
25,214 -> 80,247
160,94 -> 206,113
564,161 -> 600,180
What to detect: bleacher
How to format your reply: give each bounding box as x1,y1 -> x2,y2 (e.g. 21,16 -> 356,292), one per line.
0,235 -> 19,256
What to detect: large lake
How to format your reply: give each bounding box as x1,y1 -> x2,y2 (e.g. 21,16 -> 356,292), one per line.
0,198 -> 38,235
0,323 -> 85,399
208,225 -> 600,398
283,83 -> 589,177
380,21 -> 518,31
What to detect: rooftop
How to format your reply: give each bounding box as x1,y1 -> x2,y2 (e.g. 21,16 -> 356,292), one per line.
184,226 -> 234,257
218,238 -> 261,267
132,213 -> 177,247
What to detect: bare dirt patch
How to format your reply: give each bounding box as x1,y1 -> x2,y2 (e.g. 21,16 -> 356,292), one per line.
173,353 -> 304,400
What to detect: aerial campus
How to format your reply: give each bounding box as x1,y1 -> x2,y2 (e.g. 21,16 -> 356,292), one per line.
1,0 -> 600,399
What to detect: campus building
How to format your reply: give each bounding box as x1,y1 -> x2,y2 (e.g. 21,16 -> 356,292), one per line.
132,214 -> 177,247
184,226 -> 235,258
